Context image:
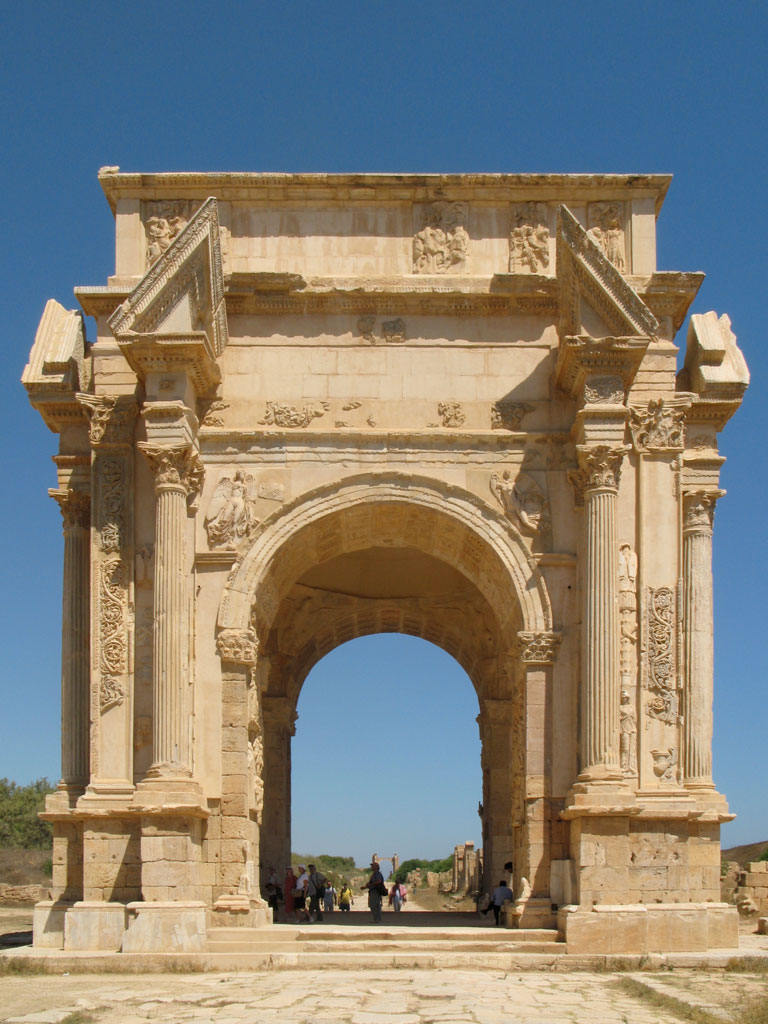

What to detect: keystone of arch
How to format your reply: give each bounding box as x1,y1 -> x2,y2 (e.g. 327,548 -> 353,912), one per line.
216,472 -> 553,637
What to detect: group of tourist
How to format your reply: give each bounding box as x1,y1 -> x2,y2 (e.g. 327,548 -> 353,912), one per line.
262,859 -> 407,923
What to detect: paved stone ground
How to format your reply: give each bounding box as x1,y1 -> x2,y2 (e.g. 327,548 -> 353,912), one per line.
1,968 -> 767,1024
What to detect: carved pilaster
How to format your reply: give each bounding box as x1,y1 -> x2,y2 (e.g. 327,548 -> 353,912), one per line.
77,395 -> 136,802
49,489 -> 91,795
682,490 -> 723,788
259,695 -> 295,880
574,445 -> 626,781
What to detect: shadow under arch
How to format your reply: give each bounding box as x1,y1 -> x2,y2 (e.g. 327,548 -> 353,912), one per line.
217,471 -> 553,641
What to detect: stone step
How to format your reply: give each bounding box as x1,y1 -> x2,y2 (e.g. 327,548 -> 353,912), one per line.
198,950 -> 569,969
206,925 -> 561,947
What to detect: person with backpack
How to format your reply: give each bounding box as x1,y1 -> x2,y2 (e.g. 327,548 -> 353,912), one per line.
388,879 -> 407,911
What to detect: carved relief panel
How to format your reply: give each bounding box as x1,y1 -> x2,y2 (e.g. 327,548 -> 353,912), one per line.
143,200 -> 196,267
413,202 -> 469,274
587,201 -> 627,272
508,203 -> 550,273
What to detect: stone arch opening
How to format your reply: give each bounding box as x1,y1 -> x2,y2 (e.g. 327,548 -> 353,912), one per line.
217,475 -> 559,902
289,633 -> 482,898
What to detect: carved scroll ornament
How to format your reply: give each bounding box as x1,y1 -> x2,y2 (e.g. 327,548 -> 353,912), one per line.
584,376 -> 624,405
99,557 -> 127,712
643,585 -> 680,725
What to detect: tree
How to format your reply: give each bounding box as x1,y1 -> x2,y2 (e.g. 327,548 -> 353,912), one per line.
0,778 -> 54,849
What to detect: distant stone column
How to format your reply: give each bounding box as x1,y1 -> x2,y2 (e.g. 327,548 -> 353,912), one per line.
49,487 -> 91,794
682,490 -> 722,788
139,443 -> 202,779
572,445 -> 626,780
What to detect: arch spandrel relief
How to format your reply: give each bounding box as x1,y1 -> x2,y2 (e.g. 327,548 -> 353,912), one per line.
26,171 -> 749,955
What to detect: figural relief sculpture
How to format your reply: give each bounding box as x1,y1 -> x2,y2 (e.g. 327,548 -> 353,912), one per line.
490,470 -> 552,536
508,202 -> 550,273
587,201 -> 626,271
205,470 -> 260,549
413,202 -> 469,274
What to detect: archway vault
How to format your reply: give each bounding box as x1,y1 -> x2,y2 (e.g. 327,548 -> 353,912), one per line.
217,472 -> 554,659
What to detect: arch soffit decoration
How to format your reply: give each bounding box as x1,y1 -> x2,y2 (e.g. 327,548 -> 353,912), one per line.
217,473 -> 554,644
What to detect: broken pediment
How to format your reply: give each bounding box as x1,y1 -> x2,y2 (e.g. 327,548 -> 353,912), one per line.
108,197 -> 227,394
557,205 -> 658,339
22,299 -> 88,430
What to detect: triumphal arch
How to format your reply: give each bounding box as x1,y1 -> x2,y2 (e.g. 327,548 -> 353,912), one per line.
23,170 -> 749,955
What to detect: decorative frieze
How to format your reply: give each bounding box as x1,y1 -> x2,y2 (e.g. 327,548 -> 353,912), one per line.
357,316 -> 406,344
629,399 -> 685,452
199,398 -> 229,427
217,628 -> 259,666
491,400 -> 533,431
508,203 -> 550,273
259,400 -> 329,428
413,202 -> 469,274
490,471 -> 551,536
513,631 -> 562,664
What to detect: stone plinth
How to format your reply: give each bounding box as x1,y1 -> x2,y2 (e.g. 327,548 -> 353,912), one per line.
63,901 -> 128,951
122,901 -> 207,953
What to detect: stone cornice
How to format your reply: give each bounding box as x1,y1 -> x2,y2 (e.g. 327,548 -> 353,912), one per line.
98,168 -> 672,213
555,335 -> 649,400
77,272 -> 693,324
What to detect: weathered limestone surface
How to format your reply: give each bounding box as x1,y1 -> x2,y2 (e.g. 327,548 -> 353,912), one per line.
23,170 -> 749,954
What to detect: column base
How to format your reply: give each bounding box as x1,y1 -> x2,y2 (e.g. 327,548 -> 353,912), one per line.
502,896 -> 556,929
563,779 -> 637,817
78,781 -> 135,809
134,775 -> 206,810
122,900 -> 207,953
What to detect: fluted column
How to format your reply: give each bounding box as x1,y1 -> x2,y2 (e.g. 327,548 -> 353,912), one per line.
573,445 -> 627,781
50,488 -> 91,794
139,443 -> 202,779
682,490 -> 722,788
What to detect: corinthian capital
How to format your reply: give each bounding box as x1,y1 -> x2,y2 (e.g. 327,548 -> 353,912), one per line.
77,394 -> 137,448
570,444 -> 628,503
217,628 -> 259,666
513,630 -> 562,664
138,443 -> 204,502
49,487 -> 91,530
683,489 -> 725,533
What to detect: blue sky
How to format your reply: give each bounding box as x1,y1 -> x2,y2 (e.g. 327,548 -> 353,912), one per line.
0,2 -> 765,863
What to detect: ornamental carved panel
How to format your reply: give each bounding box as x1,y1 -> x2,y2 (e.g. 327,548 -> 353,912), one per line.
413,202 -> 469,274
642,585 -> 681,726
509,202 -> 550,273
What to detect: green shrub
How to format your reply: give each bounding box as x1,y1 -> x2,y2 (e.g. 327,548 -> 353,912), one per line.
0,779 -> 54,849
758,847 -> 768,862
